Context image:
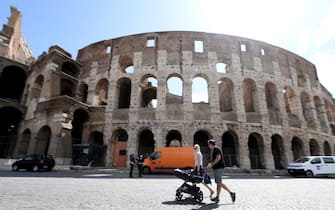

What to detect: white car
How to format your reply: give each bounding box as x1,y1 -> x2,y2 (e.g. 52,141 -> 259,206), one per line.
287,156 -> 335,177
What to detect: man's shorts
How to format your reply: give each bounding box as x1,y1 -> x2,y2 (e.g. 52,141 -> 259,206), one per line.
213,168 -> 224,183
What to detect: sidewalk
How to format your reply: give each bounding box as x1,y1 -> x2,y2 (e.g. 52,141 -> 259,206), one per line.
1,158 -> 289,176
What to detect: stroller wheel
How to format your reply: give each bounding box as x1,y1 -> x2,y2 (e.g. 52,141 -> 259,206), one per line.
176,191 -> 183,201
195,191 -> 203,203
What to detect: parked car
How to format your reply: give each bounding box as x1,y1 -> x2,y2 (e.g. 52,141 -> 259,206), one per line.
12,154 -> 55,172
287,156 -> 335,177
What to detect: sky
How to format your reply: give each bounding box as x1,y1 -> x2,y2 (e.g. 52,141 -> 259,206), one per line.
1,0 -> 335,98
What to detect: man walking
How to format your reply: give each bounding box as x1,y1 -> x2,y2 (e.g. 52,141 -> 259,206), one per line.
207,139 -> 236,203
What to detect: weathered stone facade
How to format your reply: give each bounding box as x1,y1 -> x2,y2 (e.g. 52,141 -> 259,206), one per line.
1,7 -> 335,170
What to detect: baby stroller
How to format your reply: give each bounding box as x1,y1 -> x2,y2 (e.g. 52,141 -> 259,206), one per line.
174,168 -> 204,202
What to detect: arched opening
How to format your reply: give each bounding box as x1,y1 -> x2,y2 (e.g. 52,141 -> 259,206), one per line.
94,79 -> 109,106
60,78 -> 76,97
165,130 -> 182,147
119,55 -> 133,73
291,137 -> 304,160
0,66 -> 27,101
222,130 -> 239,167
218,78 -> 234,112
138,129 -> 155,156
35,126 -> 52,155
140,76 -> 157,108
166,76 -> 183,104
71,109 -> 89,145
61,62 -> 80,78
0,107 -> 22,158
192,76 -> 208,103
112,128 -> 128,167
271,134 -> 286,169
117,77 -> 131,109
243,78 -> 257,112
88,131 -> 106,166
248,133 -> 265,169
193,130 -> 212,165
309,139 -> 320,155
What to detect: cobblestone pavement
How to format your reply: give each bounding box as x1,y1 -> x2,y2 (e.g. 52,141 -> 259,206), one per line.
0,170 -> 334,210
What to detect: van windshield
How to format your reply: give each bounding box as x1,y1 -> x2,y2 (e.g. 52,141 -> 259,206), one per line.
294,157 -> 310,163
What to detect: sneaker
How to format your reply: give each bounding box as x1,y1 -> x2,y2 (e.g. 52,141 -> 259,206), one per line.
230,192 -> 236,202
210,196 -> 219,203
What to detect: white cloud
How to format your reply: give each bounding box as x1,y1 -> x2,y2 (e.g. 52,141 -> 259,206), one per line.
313,1 -> 335,46
311,51 -> 335,96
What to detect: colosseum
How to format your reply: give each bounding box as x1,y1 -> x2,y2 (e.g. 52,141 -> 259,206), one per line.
1,7 -> 335,171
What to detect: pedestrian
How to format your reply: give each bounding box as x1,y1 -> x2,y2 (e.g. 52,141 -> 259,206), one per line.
137,154 -> 144,177
206,139 -> 236,203
129,154 -> 136,178
193,144 -> 214,198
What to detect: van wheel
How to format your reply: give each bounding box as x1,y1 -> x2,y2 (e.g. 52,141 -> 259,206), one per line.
305,170 -> 313,177
143,167 -> 151,174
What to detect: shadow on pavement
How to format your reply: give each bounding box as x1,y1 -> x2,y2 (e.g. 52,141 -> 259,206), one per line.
162,197 -> 233,209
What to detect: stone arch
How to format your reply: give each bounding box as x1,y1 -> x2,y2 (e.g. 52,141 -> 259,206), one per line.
119,55 -> 133,73
193,130 -> 213,165
0,106 -> 22,158
0,65 -> 27,101
140,75 -> 157,108
218,78 -> 234,112
35,126 -> 52,155
291,136 -> 304,160
222,130 -> 239,167
111,128 -> 128,167
192,74 -> 209,103
243,78 -> 257,112
166,74 -> 183,104
117,77 -> 131,109
94,78 -> 109,106
166,130 -> 182,147
88,131 -> 106,166
271,134 -> 286,169
265,82 -> 281,125
309,139 -> 320,155
60,78 -> 76,97
71,109 -> 89,144
61,62 -> 80,78
138,128 -> 155,156
17,129 -> 31,157
324,141 -> 331,155
248,132 -> 265,169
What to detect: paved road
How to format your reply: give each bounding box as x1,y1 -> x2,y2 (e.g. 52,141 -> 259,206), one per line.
0,170 -> 334,210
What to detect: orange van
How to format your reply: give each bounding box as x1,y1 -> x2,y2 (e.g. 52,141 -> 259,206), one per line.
142,147 -> 195,174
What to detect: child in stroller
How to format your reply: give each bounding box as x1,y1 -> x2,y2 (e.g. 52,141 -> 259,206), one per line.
174,168 -> 204,202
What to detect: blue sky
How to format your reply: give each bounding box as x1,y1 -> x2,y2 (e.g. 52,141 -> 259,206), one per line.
1,0 -> 335,97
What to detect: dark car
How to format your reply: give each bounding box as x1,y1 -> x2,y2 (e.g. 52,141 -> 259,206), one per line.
12,154 -> 55,172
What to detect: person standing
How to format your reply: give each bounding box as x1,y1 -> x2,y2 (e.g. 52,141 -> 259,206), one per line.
206,139 -> 236,203
194,144 -> 214,198
137,154 -> 144,177
129,154 -> 136,178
